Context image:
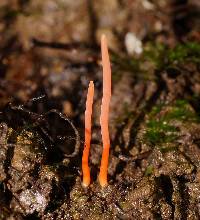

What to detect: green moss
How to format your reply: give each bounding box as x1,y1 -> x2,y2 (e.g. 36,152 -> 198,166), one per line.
145,165 -> 154,176
144,119 -> 178,145
111,41 -> 200,83
144,41 -> 200,70
165,100 -> 200,122
145,103 -> 179,145
143,43 -> 166,70
168,42 -> 200,64
144,99 -> 199,147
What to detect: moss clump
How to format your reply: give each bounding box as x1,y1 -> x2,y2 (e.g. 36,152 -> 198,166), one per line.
145,165 -> 154,176
165,100 -> 199,122
167,42 -> 200,64
145,120 -> 178,145
144,99 -> 199,147
144,41 -> 200,70
111,41 -> 200,83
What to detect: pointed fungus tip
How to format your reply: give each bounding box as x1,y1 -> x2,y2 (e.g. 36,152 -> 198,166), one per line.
101,34 -> 106,41
89,81 -> 94,89
101,34 -> 108,48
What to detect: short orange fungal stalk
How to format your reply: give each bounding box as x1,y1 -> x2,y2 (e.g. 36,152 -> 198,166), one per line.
82,81 -> 94,187
99,35 -> 112,187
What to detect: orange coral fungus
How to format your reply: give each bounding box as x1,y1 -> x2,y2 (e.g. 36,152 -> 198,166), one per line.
82,81 -> 94,187
99,35 -> 112,187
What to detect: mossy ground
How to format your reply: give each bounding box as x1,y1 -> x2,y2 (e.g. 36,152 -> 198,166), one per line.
144,100 -> 199,146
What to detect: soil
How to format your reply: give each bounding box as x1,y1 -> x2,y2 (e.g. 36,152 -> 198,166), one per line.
0,0 -> 200,219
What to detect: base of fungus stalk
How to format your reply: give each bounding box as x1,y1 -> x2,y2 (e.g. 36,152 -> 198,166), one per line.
82,166 -> 90,187
99,145 -> 109,187
99,175 -> 108,187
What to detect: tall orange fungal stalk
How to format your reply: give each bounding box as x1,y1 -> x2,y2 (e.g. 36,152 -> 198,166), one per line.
99,35 -> 112,187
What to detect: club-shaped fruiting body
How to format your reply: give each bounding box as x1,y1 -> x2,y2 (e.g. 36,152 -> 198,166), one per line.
82,35 -> 111,187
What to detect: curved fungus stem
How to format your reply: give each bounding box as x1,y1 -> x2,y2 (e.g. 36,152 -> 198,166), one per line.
99,35 -> 112,187
82,81 -> 94,187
